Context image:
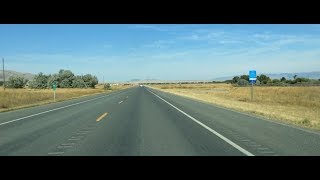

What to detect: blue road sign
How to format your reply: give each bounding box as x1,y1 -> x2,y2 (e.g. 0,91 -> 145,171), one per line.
249,70 -> 257,84
249,70 -> 256,80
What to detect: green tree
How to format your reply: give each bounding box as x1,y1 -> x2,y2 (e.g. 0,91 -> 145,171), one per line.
72,76 -> 87,88
293,75 -> 298,79
257,74 -> 271,84
60,79 -> 72,88
286,79 -> 295,84
47,74 -> 60,88
240,75 -> 249,81
29,72 -> 49,89
5,76 -> 27,88
295,77 -> 310,83
82,74 -> 98,88
232,76 -> 240,83
272,79 -> 280,84
58,69 -> 75,88
280,77 -> 286,82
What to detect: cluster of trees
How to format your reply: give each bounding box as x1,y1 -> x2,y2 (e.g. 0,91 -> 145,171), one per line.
3,76 -> 29,88
3,69 -> 99,89
231,74 -> 320,86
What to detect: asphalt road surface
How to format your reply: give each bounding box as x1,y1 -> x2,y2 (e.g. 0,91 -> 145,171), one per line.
0,86 -> 320,156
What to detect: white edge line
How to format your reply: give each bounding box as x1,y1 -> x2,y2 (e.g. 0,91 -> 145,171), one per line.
0,87 -> 135,127
147,86 -> 320,136
0,90 -> 127,126
147,88 -> 254,156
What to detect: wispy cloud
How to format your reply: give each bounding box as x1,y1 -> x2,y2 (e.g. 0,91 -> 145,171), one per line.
142,40 -> 175,49
181,31 -> 226,41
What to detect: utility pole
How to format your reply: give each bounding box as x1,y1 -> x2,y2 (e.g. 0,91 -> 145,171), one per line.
2,58 -> 5,91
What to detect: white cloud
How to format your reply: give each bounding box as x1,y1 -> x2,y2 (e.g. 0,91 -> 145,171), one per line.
181,31 -> 226,41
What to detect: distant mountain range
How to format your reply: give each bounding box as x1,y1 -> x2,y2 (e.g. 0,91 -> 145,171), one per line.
0,70 -> 35,81
127,72 -> 320,83
2,70 -> 319,83
127,78 -> 213,83
212,72 -> 320,81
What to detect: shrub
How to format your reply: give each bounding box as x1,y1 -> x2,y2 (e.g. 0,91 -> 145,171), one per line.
29,72 -> 50,89
272,79 -> 280,84
104,83 -> 111,90
5,76 -> 27,88
72,77 -> 87,88
232,76 -> 240,83
237,79 -> 249,86
240,75 -> 249,81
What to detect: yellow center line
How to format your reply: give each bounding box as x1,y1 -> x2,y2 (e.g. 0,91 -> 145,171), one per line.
96,112 -> 108,122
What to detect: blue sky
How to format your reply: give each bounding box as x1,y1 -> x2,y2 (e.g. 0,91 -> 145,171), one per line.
0,24 -> 320,82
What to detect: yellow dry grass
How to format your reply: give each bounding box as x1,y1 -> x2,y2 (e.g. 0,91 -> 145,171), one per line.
150,84 -> 320,130
0,84 -> 132,112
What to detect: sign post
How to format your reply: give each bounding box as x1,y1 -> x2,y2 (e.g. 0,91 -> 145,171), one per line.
249,70 -> 256,101
52,83 -> 57,102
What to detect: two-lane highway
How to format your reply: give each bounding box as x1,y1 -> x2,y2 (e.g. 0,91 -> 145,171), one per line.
0,86 -> 320,156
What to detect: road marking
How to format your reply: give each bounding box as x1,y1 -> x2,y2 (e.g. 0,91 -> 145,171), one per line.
147,89 -> 255,156
118,101 -> 123,104
0,93 -> 113,127
68,138 -> 81,141
149,87 -> 320,136
96,112 -> 108,122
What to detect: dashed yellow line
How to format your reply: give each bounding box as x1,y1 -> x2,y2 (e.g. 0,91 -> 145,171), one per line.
96,112 -> 108,122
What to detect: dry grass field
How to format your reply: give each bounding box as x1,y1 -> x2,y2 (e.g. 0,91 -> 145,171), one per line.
150,83 -> 320,130
0,84 -> 133,112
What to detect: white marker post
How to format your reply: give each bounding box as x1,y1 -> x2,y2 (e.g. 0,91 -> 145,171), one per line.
53,83 -> 57,102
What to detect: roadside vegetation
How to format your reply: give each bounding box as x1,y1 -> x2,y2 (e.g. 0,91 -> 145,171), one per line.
149,82 -> 320,130
0,69 -> 133,112
228,74 -> 320,86
0,84 -> 132,112
3,69 -> 99,89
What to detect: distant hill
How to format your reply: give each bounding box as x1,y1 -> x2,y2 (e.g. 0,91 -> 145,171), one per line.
127,78 -> 213,84
0,70 -> 35,81
212,72 -> 320,81
266,72 -> 320,80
